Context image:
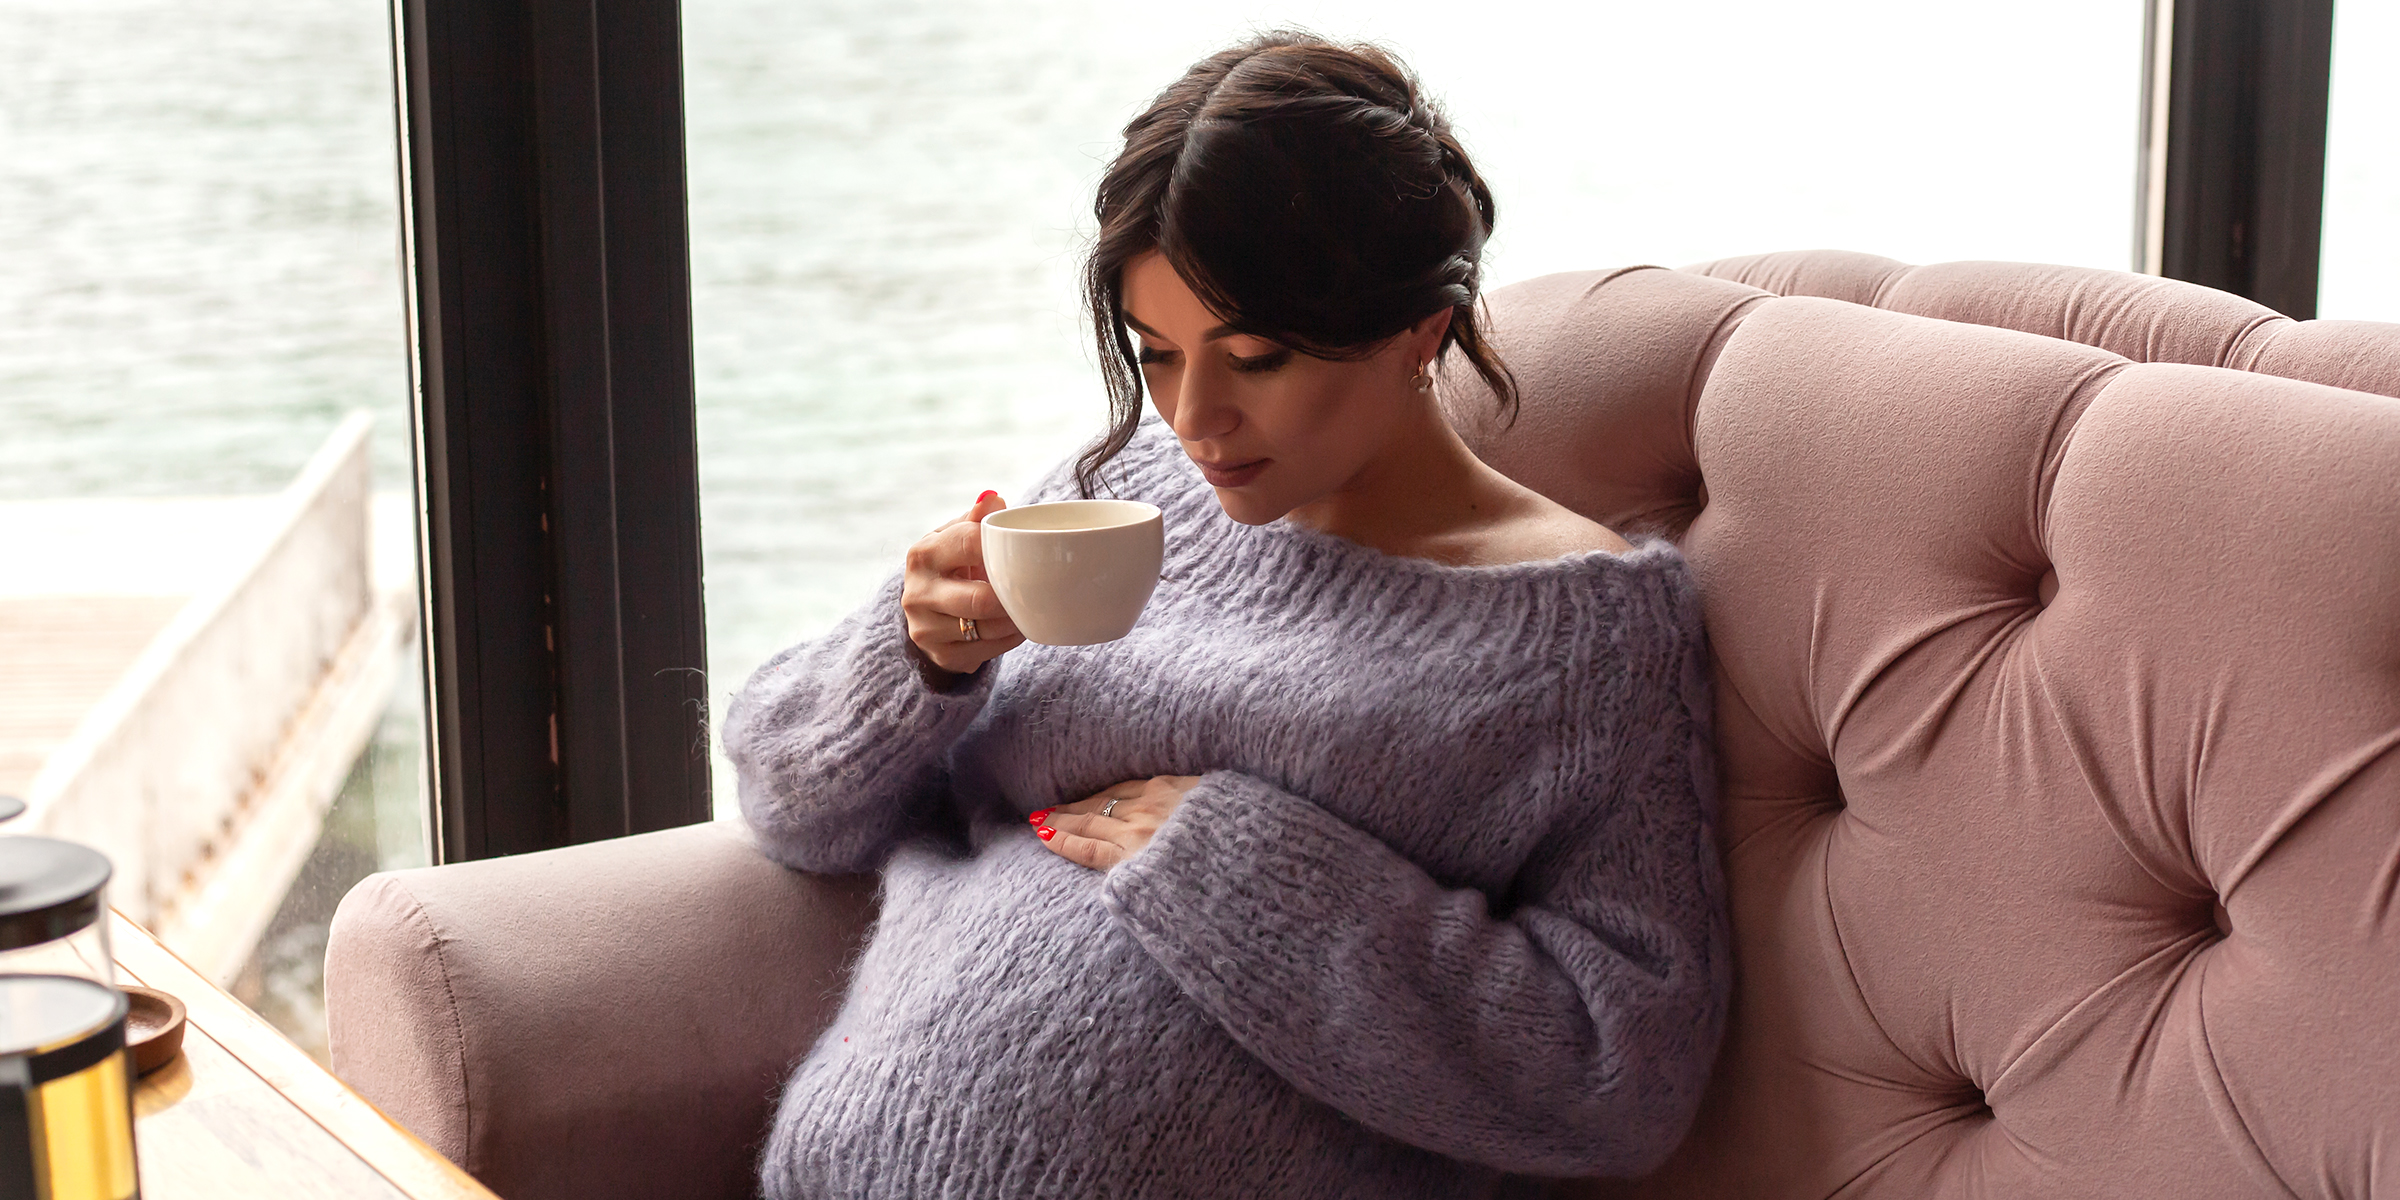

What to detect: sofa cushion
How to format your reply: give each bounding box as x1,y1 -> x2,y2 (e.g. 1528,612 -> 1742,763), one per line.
1454,266 -> 2400,1197
326,820 -> 878,1200
1692,249 -> 2400,398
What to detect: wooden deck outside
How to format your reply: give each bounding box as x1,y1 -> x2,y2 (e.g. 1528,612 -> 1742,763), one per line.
0,595 -> 187,798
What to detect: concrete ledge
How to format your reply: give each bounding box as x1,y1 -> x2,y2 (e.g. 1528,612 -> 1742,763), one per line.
23,413 -> 392,980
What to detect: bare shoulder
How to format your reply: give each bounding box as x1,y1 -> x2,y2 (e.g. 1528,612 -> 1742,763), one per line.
1495,496 -> 1632,561
1447,487 -> 1632,566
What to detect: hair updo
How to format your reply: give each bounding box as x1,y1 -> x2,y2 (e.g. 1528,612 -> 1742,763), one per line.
1076,31 -> 1518,496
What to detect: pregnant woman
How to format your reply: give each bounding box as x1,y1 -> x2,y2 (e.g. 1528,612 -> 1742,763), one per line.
725,32 -> 1727,1199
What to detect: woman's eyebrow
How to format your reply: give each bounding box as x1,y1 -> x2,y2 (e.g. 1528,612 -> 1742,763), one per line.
1122,313 -> 1240,342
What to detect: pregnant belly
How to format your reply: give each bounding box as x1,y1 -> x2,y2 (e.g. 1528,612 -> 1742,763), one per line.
760,837 -> 1463,1200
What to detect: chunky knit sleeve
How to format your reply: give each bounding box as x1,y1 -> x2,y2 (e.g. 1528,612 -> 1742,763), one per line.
724,451 -> 1100,873
724,572 -> 997,874
1101,587 -> 1727,1179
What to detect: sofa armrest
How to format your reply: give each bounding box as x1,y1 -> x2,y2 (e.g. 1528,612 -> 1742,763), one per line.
324,820 -> 877,1200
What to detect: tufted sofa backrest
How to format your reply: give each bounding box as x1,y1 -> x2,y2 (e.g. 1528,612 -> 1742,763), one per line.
1445,257 -> 2400,1198
1694,248 -> 2400,396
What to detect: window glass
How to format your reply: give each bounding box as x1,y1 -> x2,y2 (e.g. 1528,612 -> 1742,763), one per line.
2322,1 -> 2399,321
0,0 -> 423,1064
686,0 -> 2144,813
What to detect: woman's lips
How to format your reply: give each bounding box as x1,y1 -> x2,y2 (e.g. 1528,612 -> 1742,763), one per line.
1194,457 -> 1268,488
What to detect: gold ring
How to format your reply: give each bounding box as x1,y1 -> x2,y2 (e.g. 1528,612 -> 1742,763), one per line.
958,616 -> 980,642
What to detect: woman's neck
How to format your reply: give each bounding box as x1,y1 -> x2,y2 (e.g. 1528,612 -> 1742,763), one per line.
1283,392 -> 1526,562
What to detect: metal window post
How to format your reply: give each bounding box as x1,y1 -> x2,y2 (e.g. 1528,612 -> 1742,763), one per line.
391,0 -> 711,860
2135,0 -> 2338,318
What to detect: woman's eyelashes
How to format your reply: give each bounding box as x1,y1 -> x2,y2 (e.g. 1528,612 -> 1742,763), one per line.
1135,343 -> 1291,374
1228,347 -> 1293,374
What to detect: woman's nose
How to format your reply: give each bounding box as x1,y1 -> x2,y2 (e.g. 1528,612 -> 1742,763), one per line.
1165,369 -> 1240,442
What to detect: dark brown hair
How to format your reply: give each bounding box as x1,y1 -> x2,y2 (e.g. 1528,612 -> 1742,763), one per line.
1076,31 -> 1517,496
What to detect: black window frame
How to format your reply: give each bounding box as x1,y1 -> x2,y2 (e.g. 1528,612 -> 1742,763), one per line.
393,0 -> 711,862
2136,0 -> 2337,318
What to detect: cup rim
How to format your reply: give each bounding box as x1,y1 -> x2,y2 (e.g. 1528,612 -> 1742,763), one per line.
981,499 -> 1161,534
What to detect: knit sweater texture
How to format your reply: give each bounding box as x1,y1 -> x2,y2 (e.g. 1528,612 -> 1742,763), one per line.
725,420 -> 1729,1199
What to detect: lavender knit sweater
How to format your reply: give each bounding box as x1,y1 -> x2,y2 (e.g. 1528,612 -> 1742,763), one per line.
725,421 -> 1728,1199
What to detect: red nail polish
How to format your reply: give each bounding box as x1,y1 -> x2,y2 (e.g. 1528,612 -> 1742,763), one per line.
978,489 -> 998,503
1038,827 -> 1055,841
1029,808 -> 1051,824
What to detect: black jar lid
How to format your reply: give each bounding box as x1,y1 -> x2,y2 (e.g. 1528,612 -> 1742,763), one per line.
0,975 -> 125,1068
0,837 -> 110,951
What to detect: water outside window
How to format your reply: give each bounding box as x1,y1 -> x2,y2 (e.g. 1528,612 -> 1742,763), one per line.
0,0 -> 423,1063
683,0 -> 2148,814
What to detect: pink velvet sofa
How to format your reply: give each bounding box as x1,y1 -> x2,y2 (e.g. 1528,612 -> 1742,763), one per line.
326,250 -> 2400,1199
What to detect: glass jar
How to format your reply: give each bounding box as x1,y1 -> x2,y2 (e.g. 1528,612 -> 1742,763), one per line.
0,839 -> 114,987
0,836 -> 138,1200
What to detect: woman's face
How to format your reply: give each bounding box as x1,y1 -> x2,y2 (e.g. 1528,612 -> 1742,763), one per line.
1121,251 -> 1432,526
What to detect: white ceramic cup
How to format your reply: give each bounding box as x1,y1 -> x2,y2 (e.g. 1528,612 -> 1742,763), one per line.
979,500 -> 1164,646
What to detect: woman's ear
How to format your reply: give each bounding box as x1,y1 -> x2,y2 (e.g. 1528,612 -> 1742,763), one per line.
1411,305 -> 1456,367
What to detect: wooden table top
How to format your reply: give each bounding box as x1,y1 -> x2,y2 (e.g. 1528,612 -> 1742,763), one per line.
111,911 -> 497,1200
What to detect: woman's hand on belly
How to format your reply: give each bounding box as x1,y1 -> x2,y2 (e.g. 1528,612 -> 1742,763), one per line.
1029,775 -> 1201,870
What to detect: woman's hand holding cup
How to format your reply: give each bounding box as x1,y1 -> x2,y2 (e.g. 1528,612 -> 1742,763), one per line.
903,491 -> 1025,678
